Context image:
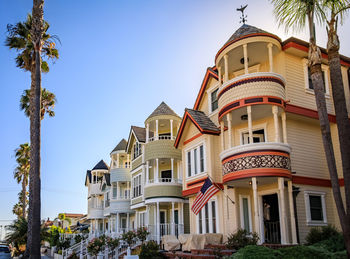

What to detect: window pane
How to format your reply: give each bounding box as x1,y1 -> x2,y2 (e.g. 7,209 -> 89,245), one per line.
212,201 -> 216,233
205,204 -> 209,233
309,195 -> 323,221
242,198 -> 250,232
211,89 -> 218,111
187,152 -> 191,177
200,145 -> 204,172
194,149 -> 198,174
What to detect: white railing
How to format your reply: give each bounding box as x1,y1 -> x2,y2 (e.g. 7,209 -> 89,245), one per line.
148,135 -> 175,142
112,162 -> 131,169
111,195 -> 130,200
148,223 -> 184,239
148,178 -> 182,184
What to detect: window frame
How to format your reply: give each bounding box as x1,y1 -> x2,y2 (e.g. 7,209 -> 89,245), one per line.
302,59 -> 330,96
196,197 -> 219,234
132,174 -> 142,198
239,195 -> 253,233
185,141 -> 206,179
207,84 -> 220,115
304,190 -> 327,226
238,123 -> 268,145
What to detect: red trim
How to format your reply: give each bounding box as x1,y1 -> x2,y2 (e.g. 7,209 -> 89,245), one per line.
186,177 -> 207,188
183,181 -> 224,197
223,169 -> 292,183
292,175 -> 344,187
285,104 -> 336,123
184,133 -> 203,145
283,42 -> 350,67
193,68 -> 218,110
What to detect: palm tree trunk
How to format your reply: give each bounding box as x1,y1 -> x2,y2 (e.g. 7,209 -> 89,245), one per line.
22,177 -> 27,219
327,20 -> 350,257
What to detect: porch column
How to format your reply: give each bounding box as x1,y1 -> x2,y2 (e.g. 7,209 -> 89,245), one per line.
117,153 -> 120,168
180,202 -> 184,225
218,66 -> 222,86
224,54 -> 229,82
127,154 -> 130,167
252,177 -> 260,236
171,202 -> 175,235
208,199 -> 213,233
146,123 -> 150,143
154,204 -> 157,238
116,213 -> 119,233
95,220 -> 98,235
127,181 -> 130,198
177,161 -> 181,182
135,211 -> 139,229
157,202 -> 160,244
247,106 -> 253,144
146,161 -> 149,184
127,213 -> 130,231
227,113 -> 233,148
278,177 -> 288,244
155,120 -> 159,140
170,119 -> 174,140
281,111 -> 288,143
155,159 -> 159,183
272,106 -> 280,142
116,182 -> 120,199
171,158 -> 174,181
220,120 -> 225,151
202,204 -> 206,233
243,44 -> 248,74
267,43 -> 273,72
288,181 -> 298,244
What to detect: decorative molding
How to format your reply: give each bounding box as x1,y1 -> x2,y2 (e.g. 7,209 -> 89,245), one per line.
285,104 -> 337,123
292,175 -> 344,187
184,133 -> 203,146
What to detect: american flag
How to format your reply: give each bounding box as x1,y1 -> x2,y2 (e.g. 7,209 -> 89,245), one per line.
191,178 -> 220,215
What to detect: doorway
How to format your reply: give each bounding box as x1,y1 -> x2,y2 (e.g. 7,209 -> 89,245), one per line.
160,210 -> 167,236
262,193 -> 281,244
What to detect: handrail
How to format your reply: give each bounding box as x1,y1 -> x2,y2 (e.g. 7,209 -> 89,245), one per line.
147,178 -> 182,184
148,135 -> 175,142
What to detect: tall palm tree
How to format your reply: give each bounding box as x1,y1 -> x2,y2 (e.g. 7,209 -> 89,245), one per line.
270,0 -> 349,255
6,8 -> 58,258
20,88 -> 56,120
14,143 -> 30,219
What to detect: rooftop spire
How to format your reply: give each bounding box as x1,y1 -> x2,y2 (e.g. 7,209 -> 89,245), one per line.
236,4 -> 248,24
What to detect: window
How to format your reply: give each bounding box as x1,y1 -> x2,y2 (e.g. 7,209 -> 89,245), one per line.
242,129 -> 265,145
240,196 -> 252,232
304,191 -> 327,226
133,174 -> 142,198
133,142 -> 142,159
211,89 -> 218,112
308,67 -> 326,92
139,212 -> 146,227
112,186 -> 117,198
303,59 -> 329,95
186,144 -> 205,178
197,199 -> 218,234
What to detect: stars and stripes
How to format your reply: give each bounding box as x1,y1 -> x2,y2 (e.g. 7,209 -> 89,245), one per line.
191,178 -> 220,215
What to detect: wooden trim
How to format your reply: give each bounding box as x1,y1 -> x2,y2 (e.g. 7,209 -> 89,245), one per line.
292,175 -> 344,187
285,104 -> 337,123
183,181 -> 224,197
222,150 -> 290,164
223,169 -> 292,183
186,177 -> 207,188
193,68 -> 218,110
184,133 -> 203,146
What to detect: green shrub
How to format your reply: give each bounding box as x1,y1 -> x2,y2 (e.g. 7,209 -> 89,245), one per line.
230,245 -> 277,259
226,229 -> 259,250
277,245 -> 334,259
139,240 -> 163,259
306,225 -> 340,245
312,234 -> 345,253
74,235 -> 82,244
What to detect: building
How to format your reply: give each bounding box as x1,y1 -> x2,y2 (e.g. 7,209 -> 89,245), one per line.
126,102 -> 190,243
175,24 -> 350,244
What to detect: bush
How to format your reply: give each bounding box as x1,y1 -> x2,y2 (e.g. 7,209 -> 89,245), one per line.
137,226 -> 150,244
226,229 -> 259,250
229,245 -> 277,259
277,245 -> 332,259
306,225 -> 340,245
312,235 -> 345,253
87,237 -> 105,256
122,231 -> 136,246
139,240 -> 163,259
74,235 -> 82,244
67,251 -> 79,259
106,236 -> 120,251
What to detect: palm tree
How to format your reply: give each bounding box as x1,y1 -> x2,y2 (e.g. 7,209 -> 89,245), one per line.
6,9 -> 59,258
271,0 -> 350,255
57,213 -> 72,229
20,88 -> 56,120
14,143 -> 30,219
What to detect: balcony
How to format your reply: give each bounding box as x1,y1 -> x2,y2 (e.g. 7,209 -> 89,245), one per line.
220,142 -> 291,183
144,182 -> 182,199
88,205 -> 104,219
144,139 -> 181,161
88,183 -> 103,195
218,72 -> 286,120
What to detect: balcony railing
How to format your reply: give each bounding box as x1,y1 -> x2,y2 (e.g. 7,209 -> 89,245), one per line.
148,135 -> 175,142
148,223 -> 184,239
147,178 -> 182,184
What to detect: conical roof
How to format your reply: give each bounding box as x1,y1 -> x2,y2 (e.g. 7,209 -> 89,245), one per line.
111,139 -> 127,153
92,160 -> 109,170
225,24 -> 273,45
147,101 -> 179,120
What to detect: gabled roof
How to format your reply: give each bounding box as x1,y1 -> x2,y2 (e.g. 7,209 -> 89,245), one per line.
92,160 -> 109,171
147,101 -> 180,120
85,170 -> 91,186
111,139 -> 127,153
175,109 -> 220,148
193,67 -> 218,110
126,126 -> 154,152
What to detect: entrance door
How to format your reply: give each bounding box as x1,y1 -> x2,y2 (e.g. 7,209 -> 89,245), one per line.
174,210 -> 179,237
121,217 -> 127,233
160,211 -> 167,236
262,194 -> 281,244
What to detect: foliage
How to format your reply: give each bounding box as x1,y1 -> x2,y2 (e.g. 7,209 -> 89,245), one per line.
227,245 -> 277,259
226,229 -> 259,250
5,217 -> 27,254
57,237 -> 71,250
306,225 -> 342,245
139,240 -> 163,259
122,230 -> 137,246
48,225 -> 64,247
87,237 -> 105,256
74,234 -> 82,244
20,88 -> 57,120
277,245 -> 333,259
67,251 -> 79,259
106,236 -> 120,250
136,226 -> 150,243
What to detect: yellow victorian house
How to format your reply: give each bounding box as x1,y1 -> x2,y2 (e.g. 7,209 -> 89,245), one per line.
175,24 -> 350,244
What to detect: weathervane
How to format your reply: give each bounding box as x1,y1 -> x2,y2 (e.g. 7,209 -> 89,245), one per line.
237,4 -> 248,24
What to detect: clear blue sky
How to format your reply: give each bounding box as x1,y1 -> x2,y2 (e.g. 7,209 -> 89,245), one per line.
0,0 -> 349,222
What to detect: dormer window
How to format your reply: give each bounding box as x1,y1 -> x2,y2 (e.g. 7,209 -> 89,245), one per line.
210,89 -> 218,112
133,142 -> 142,159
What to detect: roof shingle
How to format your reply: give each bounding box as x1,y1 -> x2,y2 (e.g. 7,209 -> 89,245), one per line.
186,109 -> 220,133
147,101 -> 179,120
92,160 -> 109,171
111,139 -> 127,153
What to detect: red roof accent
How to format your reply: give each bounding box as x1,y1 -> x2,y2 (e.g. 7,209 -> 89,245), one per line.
193,68 -> 218,110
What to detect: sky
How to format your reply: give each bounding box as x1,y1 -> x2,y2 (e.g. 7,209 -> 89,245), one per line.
0,0 -> 349,223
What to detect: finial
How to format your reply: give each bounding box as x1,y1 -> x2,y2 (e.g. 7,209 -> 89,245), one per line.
237,4 -> 248,24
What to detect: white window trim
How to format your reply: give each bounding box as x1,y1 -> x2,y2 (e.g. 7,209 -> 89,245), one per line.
304,190 -> 328,226
238,123 -> 268,145
132,173 -> 142,198
239,195 -> 253,233
184,141 -> 206,179
207,83 -> 220,115
302,59 -> 330,97
196,197 -> 219,234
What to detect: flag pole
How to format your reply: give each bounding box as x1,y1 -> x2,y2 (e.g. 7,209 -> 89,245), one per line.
207,175 -> 235,204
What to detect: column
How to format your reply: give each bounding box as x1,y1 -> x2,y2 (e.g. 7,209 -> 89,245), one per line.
243,44 -> 248,74
146,123 -> 150,143
272,106 -> 280,142
288,181 -> 298,244
170,119 -> 173,139
278,177 -> 287,244
180,202 -> 184,234
208,200 -> 213,233
252,177 -> 260,236
146,161 -> 149,184
116,213 -> 119,233
157,202 -> 160,244
154,204 -> 157,238
117,153 -> 120,168
171,202 -> 175,235
95,220 -> 98,236
202,205 -> 206,233
171,158 -> 174,181
155,159 -> 159,183
127,181 -> 130,198
224,54 -> 229,82
267,43 -> 273,72
218,66 -> 222,86
116,182 -> 120,199
220,120 -> 225,151
127,213 -> 130,231
281,111 -> 288,143
227,113 -> 233,148
155,120 -> 159,140
247,106 -> 253,144
127,154 -> 130,167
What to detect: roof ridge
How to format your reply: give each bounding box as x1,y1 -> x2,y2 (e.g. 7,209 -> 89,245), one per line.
146,101 -> 180,120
